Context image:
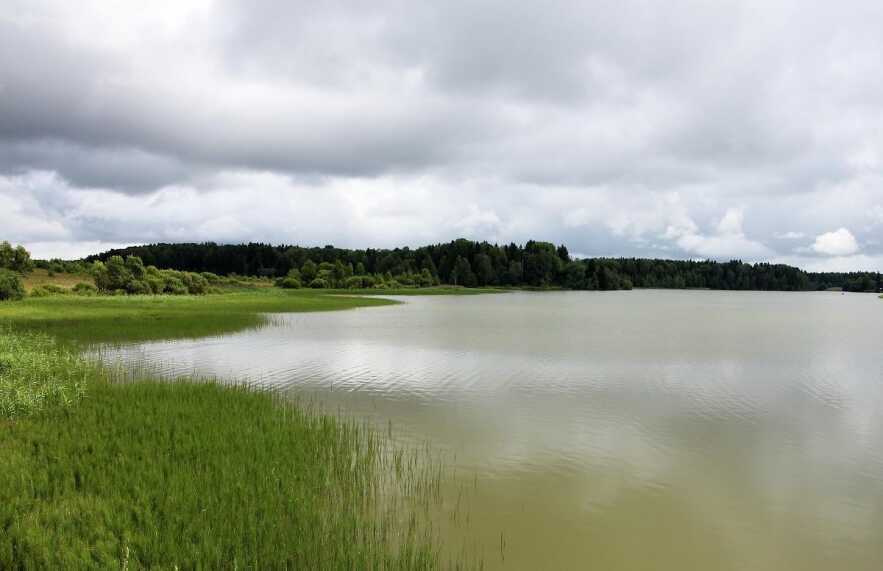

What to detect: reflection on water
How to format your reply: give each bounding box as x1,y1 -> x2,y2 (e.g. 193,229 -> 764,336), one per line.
98,291 -> 883,570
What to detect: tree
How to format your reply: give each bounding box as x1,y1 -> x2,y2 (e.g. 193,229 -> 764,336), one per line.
564,262 -> 586,289
523,242 -> 561,286
450,256 -> 476,287
125,256 -> 147,280
104,256 -> 133,291
301,259 -> 318,282
473,253 -> 495,286
0,269 -> 25,301
81,239 -> 866,293
0,242 -> 33,273
506,261 -> 523,285
420,255 -> 439,279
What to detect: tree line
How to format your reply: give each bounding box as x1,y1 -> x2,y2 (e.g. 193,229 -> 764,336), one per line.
85,240 -> 882,292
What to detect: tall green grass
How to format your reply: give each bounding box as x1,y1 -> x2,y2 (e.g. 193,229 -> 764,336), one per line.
0,289 -> 397,345
0,289 -> 489,569
0,330 -> 465,569
0,330 -> 89,417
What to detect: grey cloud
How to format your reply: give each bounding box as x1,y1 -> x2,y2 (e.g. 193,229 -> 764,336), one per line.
0,140 -> 193,192
1,0 -> 882,269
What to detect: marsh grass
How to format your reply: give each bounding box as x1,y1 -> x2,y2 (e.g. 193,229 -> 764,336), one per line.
0,333 -> 473,569
0,289 -> 398,345
0,330 -> 90,418
0,290 -> 490,569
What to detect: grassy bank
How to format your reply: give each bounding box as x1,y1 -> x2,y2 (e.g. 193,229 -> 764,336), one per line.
1,332 -> 446,569
0,290 -> 490,569
0,286 -> 504,345
0,289 -> 397,345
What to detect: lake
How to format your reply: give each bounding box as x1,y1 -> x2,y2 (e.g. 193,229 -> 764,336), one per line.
99,290 -> 883,570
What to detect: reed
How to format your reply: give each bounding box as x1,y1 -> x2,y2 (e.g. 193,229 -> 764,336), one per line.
0,288 -> 483,569
0,330 -> 469,569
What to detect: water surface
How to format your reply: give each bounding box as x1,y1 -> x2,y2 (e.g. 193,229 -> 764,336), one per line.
101,290 -> 883,570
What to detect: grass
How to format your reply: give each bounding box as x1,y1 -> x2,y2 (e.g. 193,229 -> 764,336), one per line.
0,289 -> 489,569
0,345 -> 446,568
22,269 -> 94,292
0,331 -> 89,417
0,287 -> 504,345
0,289 -> 398,345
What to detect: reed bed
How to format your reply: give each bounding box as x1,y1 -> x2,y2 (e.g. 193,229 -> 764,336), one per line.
0,315 -> 478,569
0,329 -> 90,418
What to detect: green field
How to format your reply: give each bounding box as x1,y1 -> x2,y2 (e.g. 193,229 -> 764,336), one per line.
0,287 -> 503,345
0,289 -> 489,569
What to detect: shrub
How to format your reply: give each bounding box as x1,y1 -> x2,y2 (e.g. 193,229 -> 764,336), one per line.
308,278 -> 328,289
146,277 -> 165,294
28,288 -> 50,299
0,270 -> 25,301
181,273 -> 209,295
72,283 -> 98,296
200,272 -> 222,284
279,277 -> 302,289
29,285 -> 69,298
126,280 -> 152,295
163,277 -> 188,295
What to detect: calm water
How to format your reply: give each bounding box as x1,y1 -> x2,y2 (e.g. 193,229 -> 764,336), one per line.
100,291 -> 883,570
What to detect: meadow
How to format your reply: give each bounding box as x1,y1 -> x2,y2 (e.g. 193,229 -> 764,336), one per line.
0,288 -> 488,569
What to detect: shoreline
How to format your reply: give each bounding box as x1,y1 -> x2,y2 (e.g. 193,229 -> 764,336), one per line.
0,291 -> 477,569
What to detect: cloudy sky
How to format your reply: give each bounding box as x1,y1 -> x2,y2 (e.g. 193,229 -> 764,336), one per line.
1,0 -> 882,269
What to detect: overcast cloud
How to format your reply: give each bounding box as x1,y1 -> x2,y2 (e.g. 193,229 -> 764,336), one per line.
1,0 -> 882,269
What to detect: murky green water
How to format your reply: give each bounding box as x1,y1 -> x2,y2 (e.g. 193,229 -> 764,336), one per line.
101,291 -> 883,569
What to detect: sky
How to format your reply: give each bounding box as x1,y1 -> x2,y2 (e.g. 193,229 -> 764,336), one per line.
1,0 -> 882,270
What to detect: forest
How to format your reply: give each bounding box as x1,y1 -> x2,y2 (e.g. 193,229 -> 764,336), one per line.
81,239 -> 881,292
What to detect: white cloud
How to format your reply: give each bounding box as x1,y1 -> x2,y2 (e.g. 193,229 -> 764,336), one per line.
811,228 -> 860,256
716,208 -> 745,236
673,208 -> 773,260
775,254 -> 883,272
774,231 -> 805,240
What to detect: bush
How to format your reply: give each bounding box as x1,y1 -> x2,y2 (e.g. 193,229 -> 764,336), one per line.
344,276 -> 364,289
163,277 -> 188,295
181,273 -> 209,295
72,283 -> 98,296
146,277 -> 165,294
278,277 -> 302,289
308,278 -> 328,289
90,256 -> 212,297
29,285 -> 69,298
200,272 -> 222,284
126,280 -> 152,295
0,270 -> 25,301
28,288 -> 50,299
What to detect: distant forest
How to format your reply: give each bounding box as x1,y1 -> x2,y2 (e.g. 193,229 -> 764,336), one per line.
84,240 -> 882,292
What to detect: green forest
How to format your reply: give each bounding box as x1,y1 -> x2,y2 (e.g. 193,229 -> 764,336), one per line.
78,240 -> 882,293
